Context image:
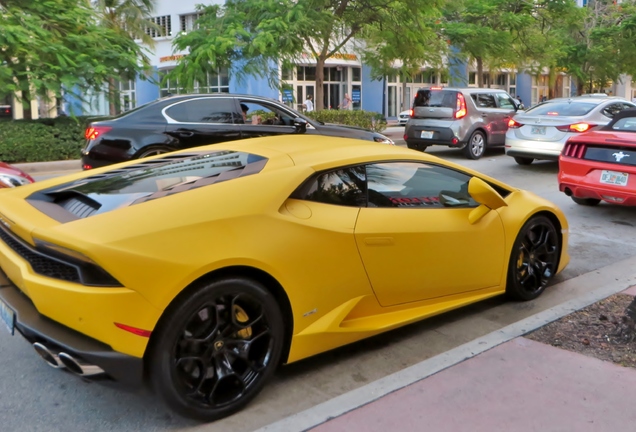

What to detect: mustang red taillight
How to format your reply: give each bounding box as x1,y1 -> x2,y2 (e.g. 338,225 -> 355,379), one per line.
562,142 -> 587,158
454,93 -> 467,119
114,322 -> 152,338
556,123 -> 595,133
508,118 -> 523,128
85,126 -> 112,140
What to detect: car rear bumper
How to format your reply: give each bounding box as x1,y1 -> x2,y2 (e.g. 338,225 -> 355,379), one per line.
505,135 -> 565,160
405,126 -> 463,149
558,156 -> 636,206
0,269 -> 144,388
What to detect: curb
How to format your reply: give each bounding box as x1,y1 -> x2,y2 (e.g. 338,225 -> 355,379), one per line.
13,160 -> 82,174
255,255 -> 636,432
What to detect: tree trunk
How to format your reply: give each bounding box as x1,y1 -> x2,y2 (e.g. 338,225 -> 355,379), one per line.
315,57 -> 326,111
402,79 -> 408,110
108,77 -> 117,116
476,57 -> 483,88
576,79 -> 584,96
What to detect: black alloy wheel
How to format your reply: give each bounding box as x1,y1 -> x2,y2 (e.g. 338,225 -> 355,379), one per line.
464,131 -> 486,160
149,277 -> 284,421
571,196 -> 601,206
138,146 -> 173,159
506,215 -> 560,301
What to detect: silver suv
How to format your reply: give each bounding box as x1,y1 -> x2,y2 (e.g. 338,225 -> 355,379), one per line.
404,87 -> 520,159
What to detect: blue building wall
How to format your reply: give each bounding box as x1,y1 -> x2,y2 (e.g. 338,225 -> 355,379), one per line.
136,70 -> 160,105
448,48 -> 468,87
229,61 -> 279,99
361,64 -> 384,114
516,73 -> 532,108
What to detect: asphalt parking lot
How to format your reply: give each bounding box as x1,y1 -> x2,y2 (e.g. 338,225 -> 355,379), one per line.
2,128 -> 636,432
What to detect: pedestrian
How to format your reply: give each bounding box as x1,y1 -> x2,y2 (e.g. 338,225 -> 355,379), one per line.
339,93 -> 352,110
303,95 -> 314,112
515,96 -> 525,110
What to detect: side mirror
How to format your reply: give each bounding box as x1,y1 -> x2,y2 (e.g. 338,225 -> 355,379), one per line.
293,117 -> 307,134
467,177 -> 508,224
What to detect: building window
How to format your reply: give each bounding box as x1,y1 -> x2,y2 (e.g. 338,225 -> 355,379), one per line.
469,72 -> 476,85
352,67 -> 361,82
119,79 -> 136,112
281,67 -> 293,81
180,14 -> 201,34
146,15 -> 171,38
159,68 -> 229,97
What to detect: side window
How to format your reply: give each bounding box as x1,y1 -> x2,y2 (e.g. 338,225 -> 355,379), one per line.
366,162 -> 477,208
239,101 -> 295,126
165,99 -> 236,123
602,103 -> 626,118
495,93 -> 515,109
294,166 -> 366,207
470,93 -> 497,108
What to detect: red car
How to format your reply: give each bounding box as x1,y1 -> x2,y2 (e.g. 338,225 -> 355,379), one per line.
559,108 -> 636,206
0,162 -> 35,188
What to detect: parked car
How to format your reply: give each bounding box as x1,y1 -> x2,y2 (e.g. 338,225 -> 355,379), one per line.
0,162 -> 34,188
505,95 -> 636,165
404,87 -> 521,159
0,135 -> 569,421
398,109 -> 411,125
81,94 -> 394,169
559,108 -> 636,206
0,105 -> 11,118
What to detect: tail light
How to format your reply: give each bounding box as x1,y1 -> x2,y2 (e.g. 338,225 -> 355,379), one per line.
508,118 -> 523,128
562,142 -> 587,158
409,109 -> 414,118
556,123 -> 595,133
454,93 -> 467,119
84,126 -> 112,140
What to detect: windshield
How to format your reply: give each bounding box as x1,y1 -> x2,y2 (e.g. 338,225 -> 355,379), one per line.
524,101 -> 597,117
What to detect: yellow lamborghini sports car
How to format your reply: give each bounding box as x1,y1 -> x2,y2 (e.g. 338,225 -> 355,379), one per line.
0,136 -> 569,421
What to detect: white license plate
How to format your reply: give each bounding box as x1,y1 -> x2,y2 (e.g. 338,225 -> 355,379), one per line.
420,131 -> 434,139
531,126 -> 546,135
600,170 -> 629,186
0,298 -> 15,335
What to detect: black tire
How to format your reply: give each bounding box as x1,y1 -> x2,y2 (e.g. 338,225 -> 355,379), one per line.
464,131 -> 486,160
137,146 -> 173,159
572,197 -> 601,206
506,215 -> 560,301
149,277 -> 284,421
514,156 -> 534,165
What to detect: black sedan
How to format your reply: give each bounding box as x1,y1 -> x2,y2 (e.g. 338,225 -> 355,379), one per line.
81,94 -> 393,169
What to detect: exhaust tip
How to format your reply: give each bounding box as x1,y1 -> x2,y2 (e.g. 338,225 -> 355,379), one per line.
33,342 -> 62,369
564,188 -> 572,197
58,352 -> 105,377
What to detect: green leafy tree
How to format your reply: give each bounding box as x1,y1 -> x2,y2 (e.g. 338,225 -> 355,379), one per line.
169,0 -> 444,110
0,0 -> 151,117
92,0 -> 159,115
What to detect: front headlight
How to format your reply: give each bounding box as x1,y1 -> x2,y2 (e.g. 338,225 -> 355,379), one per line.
373,135 -> 395,145
0,173 -> 31,188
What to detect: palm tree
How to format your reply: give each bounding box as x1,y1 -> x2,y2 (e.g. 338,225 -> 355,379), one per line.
92,0 -> 158,115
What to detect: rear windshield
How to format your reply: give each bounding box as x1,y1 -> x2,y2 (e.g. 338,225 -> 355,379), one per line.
609,117 -> 636,131
414,90 -> 457,108
524,101 -> 597,117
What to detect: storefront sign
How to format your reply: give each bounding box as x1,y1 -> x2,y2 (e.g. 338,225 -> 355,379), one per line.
351,89 -> 361,102
160,54 -> 185,63
282,89 -> 294,102
300,52 -> 358,61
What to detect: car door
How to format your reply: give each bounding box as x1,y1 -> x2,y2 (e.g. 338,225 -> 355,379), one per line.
354,161 -> 506,307
494,92 -> 518,141
238,99 -> 298,138
163,97 -> 243,148
470,93 -> 501,144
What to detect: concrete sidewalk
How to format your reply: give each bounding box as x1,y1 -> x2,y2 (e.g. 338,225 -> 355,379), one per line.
13,159 -> 81,175
258,260 -> 636,432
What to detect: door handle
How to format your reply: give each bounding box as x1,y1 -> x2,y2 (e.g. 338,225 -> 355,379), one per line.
481,113 -> 489,117
177,131 -> 194,137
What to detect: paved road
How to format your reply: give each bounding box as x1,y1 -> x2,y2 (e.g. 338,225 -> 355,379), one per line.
2,129 -> 635,431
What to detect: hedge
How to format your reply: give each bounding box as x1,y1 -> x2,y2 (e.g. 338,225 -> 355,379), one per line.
0,109 -> 387,163
305,109 -> 387,133
0,116 -> 91,163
